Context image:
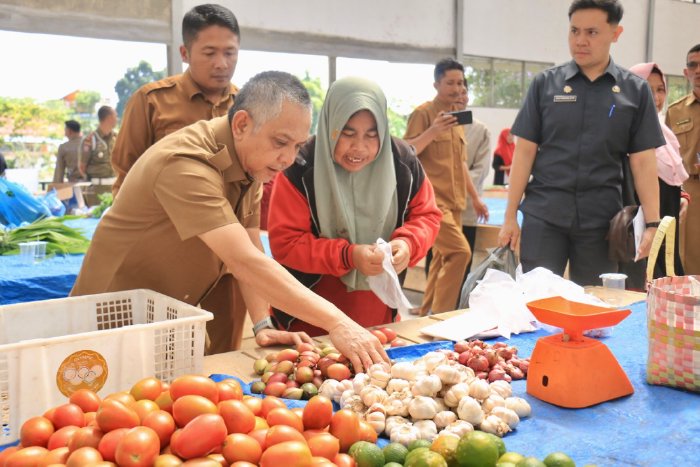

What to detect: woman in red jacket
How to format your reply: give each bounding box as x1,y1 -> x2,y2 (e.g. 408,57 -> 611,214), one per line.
268,77 -> 441,336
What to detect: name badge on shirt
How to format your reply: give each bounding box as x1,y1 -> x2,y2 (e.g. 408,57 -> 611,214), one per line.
554,95 -> 577,103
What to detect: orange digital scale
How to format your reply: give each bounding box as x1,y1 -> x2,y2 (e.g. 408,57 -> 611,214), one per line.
525,296 -> 634,408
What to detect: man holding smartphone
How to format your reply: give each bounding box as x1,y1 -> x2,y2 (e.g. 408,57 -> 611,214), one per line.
405,58 -> 488,316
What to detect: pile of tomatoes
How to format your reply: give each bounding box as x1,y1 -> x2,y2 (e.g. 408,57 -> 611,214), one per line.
0,374 -> 373,466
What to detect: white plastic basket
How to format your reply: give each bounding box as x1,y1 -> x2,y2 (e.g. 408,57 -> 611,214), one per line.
0,289 -> 213,447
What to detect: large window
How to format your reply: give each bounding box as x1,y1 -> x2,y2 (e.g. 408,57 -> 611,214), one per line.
464,55 -> 552,109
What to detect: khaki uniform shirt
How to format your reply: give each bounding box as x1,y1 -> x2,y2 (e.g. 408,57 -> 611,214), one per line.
80,130 -> 116,179
53,136 -> 82,183
405,99 -> 467,211
666,93 -> 700,176
111,69 -> 237,194
71,116 -> 262,305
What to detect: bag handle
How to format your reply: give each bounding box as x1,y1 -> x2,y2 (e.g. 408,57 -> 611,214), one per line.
645,216 -> 676,283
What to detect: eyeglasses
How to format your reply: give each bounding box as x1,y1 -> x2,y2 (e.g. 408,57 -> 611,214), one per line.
687,61 -> 700,70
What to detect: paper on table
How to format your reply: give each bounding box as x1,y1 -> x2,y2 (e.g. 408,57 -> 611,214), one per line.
633,206 -> 645,261
420,309 -> 499,341
367,238 -> 414,314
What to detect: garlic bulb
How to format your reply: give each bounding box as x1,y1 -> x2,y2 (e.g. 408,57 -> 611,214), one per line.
360,385 -> 388,407
505,397 -> 532,418
385,415 -> 411,436
318,379 -> 344,404
352,373 -> 370,394
368,362 -> 391,374
339,388 -> 356,407
340,393 -> 365,413
391,362 -> 418,381
366,402 -> 386,417
491,406 -> 520,429
408,396 -> 439,420
479,414 -> 512,437
411,374 -> 442,397
443,382 -> 470,407
481,393 -> 506,414
456,365 -> 476,384
365,409 -> 386,434
368,363 -> 392,389
457,396 -> 484,425
434,397 -> 448,413
414,420 -> 438,441
433,364 -> 462,385
390,424 -> 420,446
419,351 -> 448,372
489,380 -> 512,399
385,392 -> 412,417
468,378 -> 491,401
433,410 -> 458,429
386,378 -> 411,395
442,420 -> 474,438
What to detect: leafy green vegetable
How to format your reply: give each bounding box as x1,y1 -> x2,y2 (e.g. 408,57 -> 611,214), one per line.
91,192 -> 113,219
0,216 -> 90,256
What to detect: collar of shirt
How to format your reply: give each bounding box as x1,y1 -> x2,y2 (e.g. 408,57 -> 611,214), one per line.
431,97 -> 457,113
210,116 -> 251,183
181,68 -> 236,104
684,92 -> 700,107
563,57 -> 621,83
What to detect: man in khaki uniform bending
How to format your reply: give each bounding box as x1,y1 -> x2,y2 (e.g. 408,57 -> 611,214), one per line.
71,72 -> 388,372
666,43 -> 700,275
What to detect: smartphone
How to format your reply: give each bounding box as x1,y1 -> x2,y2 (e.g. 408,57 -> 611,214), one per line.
447,110 -> 473,125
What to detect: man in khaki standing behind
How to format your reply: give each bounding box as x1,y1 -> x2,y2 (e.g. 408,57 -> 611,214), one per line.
666,43 -> 700,275
404,59 -> 488,316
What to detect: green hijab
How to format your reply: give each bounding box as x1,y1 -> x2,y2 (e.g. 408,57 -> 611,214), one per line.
314,77 -> 398,291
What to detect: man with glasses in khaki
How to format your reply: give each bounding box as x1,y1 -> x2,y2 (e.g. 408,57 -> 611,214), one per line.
667,43 -> 700,275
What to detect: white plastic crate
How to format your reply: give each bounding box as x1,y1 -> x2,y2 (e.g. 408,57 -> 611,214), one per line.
0,289 -> 213,447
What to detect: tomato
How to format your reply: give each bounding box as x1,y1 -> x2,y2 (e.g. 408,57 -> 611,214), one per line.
105,391 -> 136,406
39,446 -> 70,465
153,453 -> 184,466
292,407 -> 305,419
132,399 -> 160,422
265,424 -> 306,448
311,456 -> 337,467
222,433 -> 262,465
53,403 -> 86,429
357,420 -> 378,443
326,363 -> 351,381
65,446 -> 103,466
142,410 -> 176,448
0,446 -> 19,465
302,395 -> 333,430
97,427 -> 129,462
170,413 -> 227,460
334,453 -> 357,467
96,399 -> 140,432
206,453 -> 227,466
329,409 -> 360,452
182,458 -> 221,466
218,399 -> 255,434
247,428 -> 268,450
85,411 -> 98,426
254,416 -> 269,430
155,389 -> 174,413
297,342 -> 316,353
20,416 -> 55,447
230,462 -> 257,467
260,396 -> 287,418
303,428 -> 328,440
47,425 -> 80,450
130,377 -> 163,401
67,425 -> 104,452
172,394 -> 218,427
170,375 -> 219,403
266,407 -> 304,432
378,327 -> 397,342
241,396 -> 262,416
4,446 -> 48,467
259,440 -> 312,467
114,426 -> 160,467
217,379 -> 243,401
70,389 -> 102,413
307,432 -> 340,460
370,329 -> 388,345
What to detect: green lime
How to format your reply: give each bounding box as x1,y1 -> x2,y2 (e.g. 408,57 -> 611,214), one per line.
383,442 -> 409,465
385,463 -> 404,467
497,463 -> 518,467
516,457 -> 547,467
349,441 -> 385,467
430,434 -> 460,467
484,433 -> 506,457
543,452 -> 576,467
404,449 -> 448,467
499,452 -> 526,464
456,431 -> 500,467
408,439 -> 434,451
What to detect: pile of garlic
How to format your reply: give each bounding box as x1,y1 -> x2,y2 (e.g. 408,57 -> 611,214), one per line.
317,350 -> 531,446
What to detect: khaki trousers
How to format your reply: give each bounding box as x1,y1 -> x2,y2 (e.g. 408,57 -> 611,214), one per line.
681,178 -> 700,275
421,209 -> 471,315
201,273 -> 247,355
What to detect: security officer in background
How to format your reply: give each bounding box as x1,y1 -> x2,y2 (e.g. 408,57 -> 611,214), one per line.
79,105 -> 118,184
666,43 -> 700,275
53,120 -> 83,183
498,0 -> 664,286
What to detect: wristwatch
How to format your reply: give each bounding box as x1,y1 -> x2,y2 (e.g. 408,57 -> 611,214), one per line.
252,316 -> 275,336
645,221 -> 661,228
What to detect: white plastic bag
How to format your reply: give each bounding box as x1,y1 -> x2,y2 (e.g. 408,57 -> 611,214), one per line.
367,238 -> 414,314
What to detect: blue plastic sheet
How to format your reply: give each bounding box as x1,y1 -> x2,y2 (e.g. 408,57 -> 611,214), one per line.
0,178 -> 51,227
212,302 -> 700,465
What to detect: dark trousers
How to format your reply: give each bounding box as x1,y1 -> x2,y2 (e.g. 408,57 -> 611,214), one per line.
520,214 -> 616,287
425,224 -> 478,287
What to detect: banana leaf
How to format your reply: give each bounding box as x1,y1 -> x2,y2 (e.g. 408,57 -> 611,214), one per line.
0,216 -> 90,256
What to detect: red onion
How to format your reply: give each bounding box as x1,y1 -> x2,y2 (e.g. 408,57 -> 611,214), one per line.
467,355 -> 490,372
476,371 -> 489,380
497,347 -> 514,361
484,349 -> 498,367
488,368 -> 507,382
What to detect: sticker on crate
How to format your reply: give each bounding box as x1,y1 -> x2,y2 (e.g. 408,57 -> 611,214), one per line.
56,349 -> 108,396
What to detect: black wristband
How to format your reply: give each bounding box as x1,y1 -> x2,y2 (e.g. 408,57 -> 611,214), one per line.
645,221 -> 660,228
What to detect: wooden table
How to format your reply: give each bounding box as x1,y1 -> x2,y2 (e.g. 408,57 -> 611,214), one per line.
203,288 -> 646,381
